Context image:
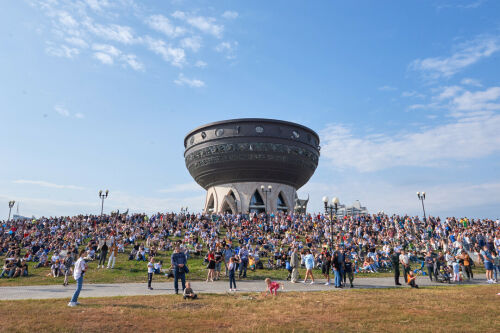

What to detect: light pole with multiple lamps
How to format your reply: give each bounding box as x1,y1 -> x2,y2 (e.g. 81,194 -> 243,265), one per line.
8,200 -> 15,221
260,185 -> 272,218
417,191 -> 427,222
322,196 -> 339,249
98,190 -> 109,217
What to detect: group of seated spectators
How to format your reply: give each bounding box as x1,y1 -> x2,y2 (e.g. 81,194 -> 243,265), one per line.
1,211 -> 499,285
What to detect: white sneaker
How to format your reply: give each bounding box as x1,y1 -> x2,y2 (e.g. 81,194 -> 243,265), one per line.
310,281 -> 314,285
67,302 -> 77,307
325,282 -> 330,286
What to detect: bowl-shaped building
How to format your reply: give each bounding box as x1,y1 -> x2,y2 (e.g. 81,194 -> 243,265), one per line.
184,118 -> 320,214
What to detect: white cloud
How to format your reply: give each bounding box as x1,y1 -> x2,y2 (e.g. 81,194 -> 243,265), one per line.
85,0 -> 111,11
90,44 -> 143,70
158,182 -> 203,193
180,36 -> 202,52
64,37 -> 89,48
45,44 -> 80,58
147,14 -> 185,38
378,85 -> 397,91
222,11 -> 239,19
57,11 -> 78,28
92,43 -> 121,56
174,73 -> 205,87
194,60 -> 207,68
401,90 -> 425,98
322,84 -> 500,172
172,11 -> 223,38
122,54 -> 144,71
13,180 -> 84,190
74,113 -> 85,119
54,105 -> 70,117
145,36 -> 185,67
215,41 -> 238,59
410,35 -> 500,78
85,21 -> 137,44
93,52 -> 114,64
460,78 -> 482,87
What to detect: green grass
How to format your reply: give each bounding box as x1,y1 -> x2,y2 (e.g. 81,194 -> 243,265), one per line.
1,250 -> 486,286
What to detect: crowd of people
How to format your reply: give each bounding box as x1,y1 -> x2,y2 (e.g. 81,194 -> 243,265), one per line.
1,211 -> 499,293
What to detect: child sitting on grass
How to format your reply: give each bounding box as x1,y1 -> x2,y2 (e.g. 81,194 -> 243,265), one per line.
407,271 -> 419,288
264,278 -> 283,296
183,282 -> 198,300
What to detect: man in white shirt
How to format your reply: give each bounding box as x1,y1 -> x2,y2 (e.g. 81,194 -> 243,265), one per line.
68,250 -> 88,307
399,250 -> 410,283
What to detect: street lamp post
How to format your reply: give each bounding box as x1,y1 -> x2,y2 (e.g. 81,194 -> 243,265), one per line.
98,190 -> 109,217
8,200 -> 15,221
322,196 -> 339,250
417,192 -> 427,222
260,185 -> 272,220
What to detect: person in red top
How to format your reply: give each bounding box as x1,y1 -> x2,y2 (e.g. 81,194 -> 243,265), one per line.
265,278 -> 283,296
206,250 -> 215,282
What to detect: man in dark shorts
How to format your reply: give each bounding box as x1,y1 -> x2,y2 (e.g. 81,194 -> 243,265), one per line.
344,256 -> 354,288
320,248 -> 331,285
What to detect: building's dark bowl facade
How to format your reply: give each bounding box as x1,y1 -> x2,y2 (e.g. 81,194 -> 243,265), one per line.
184,118 -> 320,190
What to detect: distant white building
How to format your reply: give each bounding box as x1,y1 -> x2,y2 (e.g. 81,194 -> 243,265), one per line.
336,200 -> 369,217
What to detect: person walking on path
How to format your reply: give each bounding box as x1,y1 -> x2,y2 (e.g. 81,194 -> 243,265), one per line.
303,249 -> 315,284
321,248 -> 331,286
390,249 -> 401,285
147,257 -> 154,290
68,250 -> 87,307
171,246 -> 187,294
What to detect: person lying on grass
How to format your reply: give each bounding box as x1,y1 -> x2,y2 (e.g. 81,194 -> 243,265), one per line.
264,278 -> 283,296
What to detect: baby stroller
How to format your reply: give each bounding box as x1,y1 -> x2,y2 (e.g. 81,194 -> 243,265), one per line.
436,266 -> 451,283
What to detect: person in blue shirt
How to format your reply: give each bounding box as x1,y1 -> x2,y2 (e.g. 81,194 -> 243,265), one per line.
238,246 -> 249,278
171,246 -> 187,294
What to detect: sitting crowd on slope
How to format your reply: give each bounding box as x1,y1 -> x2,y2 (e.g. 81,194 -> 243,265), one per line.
1,211 -> 499,285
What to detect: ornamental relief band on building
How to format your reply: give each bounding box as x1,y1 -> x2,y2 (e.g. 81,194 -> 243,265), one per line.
185,142 -> 319,165
187,152 -> 317,172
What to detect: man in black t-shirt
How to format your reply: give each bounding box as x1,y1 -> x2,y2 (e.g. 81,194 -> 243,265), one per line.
344,256 -> 354,288
390,249 -> 402,285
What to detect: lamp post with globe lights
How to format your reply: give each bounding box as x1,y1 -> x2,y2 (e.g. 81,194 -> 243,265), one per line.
417,192 -> 427,222
99,190 -> 109,217
260,185 -> 272,218
322,196 -> 340,249
8,200 -> 15,221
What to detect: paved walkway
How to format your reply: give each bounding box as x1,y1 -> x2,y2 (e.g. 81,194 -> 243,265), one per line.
0,275 -> 489,300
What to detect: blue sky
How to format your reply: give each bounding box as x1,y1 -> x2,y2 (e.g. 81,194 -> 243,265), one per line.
1,0 -> 500,219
